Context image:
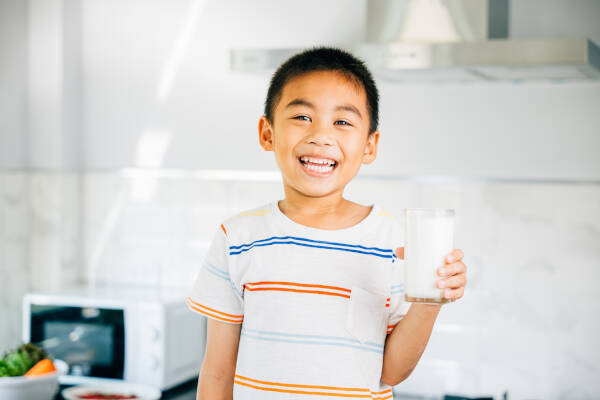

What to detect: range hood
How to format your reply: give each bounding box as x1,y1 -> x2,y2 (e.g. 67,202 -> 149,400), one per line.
230,0 -> 600,82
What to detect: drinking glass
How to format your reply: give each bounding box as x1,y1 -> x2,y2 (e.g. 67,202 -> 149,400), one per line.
403,208 -> 455,304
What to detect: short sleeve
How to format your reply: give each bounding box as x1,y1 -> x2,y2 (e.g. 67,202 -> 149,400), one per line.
187,224 -> 244,324
387,259 -> 411,335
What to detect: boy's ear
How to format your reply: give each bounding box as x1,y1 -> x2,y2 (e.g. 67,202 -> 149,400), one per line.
362,130 -> 380,165
258,115 -> 274,151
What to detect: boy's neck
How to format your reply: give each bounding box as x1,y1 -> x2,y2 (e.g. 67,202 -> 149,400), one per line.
280,187 -> 346,216
278,185 -> 372,230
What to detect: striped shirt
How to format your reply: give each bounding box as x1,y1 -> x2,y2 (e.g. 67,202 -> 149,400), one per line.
188,201 -> 411,399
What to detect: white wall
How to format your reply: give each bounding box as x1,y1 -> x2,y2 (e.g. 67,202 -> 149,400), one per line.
0,0 -> 28,168
80,0 -> 600,180
0,0 -> 83,356
81,0 -> 367,171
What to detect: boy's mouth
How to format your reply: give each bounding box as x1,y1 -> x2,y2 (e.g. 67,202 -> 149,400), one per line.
298,156 -> 338,177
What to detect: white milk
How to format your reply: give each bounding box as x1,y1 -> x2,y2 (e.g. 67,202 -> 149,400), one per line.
403,209 -> 455,304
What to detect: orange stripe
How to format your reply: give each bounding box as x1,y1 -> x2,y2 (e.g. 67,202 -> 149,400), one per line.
220,224 -> 227,236
188,303 -> 242,324
187,302 -> 243,323
235,374 -> 371,392
187,298 -> 243,318
374,395 -> 393,399
244,287 -> 350,299
247,281 -> 351,293
234,375 -> 392,398
372,389 -> 392,395
234,380 -> 371,398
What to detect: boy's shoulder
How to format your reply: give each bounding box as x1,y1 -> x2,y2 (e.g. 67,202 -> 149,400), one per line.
225,202 -> 275,222
220,202 -> 275,236
376,206 -> 401,220
373,205 -> 404,231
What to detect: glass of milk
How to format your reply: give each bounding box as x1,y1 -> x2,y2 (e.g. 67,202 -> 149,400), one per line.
403,208 -> 455,304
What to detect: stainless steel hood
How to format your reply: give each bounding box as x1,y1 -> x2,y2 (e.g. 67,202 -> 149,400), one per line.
230,0 -> 600,82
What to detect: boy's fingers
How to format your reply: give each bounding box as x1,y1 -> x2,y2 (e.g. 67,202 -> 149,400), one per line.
443,287 -> 465,301
437,273 -> 467,289
437,261 -> 467,276
395,247 -> 404,260
445,248 -> 464,263
438,260 -> 467,277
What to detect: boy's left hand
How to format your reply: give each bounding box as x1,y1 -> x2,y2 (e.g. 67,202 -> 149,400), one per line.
395,248 -> 467,302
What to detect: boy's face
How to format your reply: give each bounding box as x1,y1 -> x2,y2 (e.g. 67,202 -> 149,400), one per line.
258,70 -> 379,200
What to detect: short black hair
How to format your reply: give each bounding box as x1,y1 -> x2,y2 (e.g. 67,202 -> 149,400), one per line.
264,46 -> 379,134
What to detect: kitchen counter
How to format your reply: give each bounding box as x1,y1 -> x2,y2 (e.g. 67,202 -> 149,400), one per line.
55,378 -> 198,400
158,379 -> 197,400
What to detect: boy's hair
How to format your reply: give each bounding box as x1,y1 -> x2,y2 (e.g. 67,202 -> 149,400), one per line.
264,46 -> 379,134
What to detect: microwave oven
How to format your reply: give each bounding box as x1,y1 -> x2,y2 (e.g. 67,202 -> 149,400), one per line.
22,285 -> 206,390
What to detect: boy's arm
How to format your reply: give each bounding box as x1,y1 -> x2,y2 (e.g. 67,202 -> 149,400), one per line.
196,318 -> 242,400
380,304 -> 441,386
383,247 -> 467,385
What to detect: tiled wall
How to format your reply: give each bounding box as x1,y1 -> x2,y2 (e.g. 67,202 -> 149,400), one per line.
2,170 -> 599,399
0,171 -> 81,352
0,172 -> 29,351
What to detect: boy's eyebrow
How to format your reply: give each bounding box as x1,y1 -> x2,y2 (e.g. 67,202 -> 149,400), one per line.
285,98 -> 362,119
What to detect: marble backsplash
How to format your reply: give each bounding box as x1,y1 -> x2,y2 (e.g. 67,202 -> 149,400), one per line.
1,169 -> 599,399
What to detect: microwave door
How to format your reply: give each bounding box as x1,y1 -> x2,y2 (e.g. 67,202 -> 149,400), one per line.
29,305 -> 125,380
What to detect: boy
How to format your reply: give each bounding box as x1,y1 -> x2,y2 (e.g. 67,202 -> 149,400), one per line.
187,47 -> 467,399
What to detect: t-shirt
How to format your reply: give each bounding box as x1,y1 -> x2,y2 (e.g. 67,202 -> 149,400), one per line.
187,201 -> 411,399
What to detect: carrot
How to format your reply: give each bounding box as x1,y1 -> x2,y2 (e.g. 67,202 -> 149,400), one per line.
24,359 -> 56,376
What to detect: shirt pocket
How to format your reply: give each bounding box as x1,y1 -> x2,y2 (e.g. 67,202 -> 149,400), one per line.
345,286 -> 388,345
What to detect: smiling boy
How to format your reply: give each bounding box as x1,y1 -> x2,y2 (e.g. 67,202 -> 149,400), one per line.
188,47 -> 467,399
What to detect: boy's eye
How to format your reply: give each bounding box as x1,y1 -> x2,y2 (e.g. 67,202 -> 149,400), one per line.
334,120 -> 351,126
293,115 -> 311,122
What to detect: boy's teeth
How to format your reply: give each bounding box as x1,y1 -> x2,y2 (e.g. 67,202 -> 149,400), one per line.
304,163 -> 334,172
300,156 -> 336,166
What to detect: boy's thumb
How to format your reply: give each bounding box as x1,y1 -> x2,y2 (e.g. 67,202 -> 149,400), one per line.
395,247 -> 404,260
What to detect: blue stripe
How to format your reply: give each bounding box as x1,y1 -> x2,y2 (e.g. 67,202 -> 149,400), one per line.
202,262 -> 243,297
231,282 -> 243,297
203,264 -> 229,281
230,240 -> 394,259
205,261 -> 229,276
391,284 -> 404,289
243,328 -> 383,350
241,331 -> 382,355
203,262 -> 229,279
230,236 -> 392,254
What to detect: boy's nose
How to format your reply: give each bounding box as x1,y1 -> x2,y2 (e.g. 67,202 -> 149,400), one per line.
308,136 -> 332,146
306,127 -> 334,146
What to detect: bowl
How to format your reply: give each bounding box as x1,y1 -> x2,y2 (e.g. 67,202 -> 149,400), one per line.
0,359 -> 67,400
62,382 -> 161,400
